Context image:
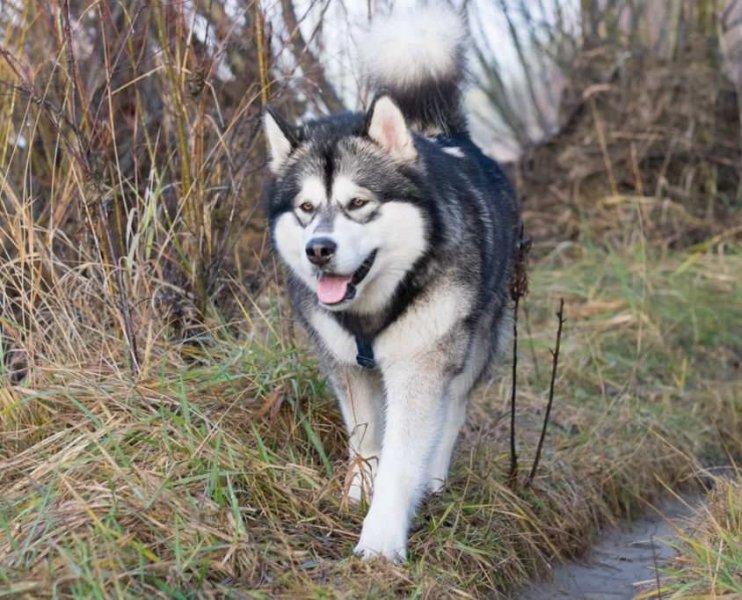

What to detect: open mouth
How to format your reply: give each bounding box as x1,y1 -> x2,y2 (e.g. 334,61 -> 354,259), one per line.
316,250 -> 377,306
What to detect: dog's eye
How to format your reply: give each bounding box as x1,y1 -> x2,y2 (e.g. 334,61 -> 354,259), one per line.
299,201 -> 315,213
349,198 -> 369,209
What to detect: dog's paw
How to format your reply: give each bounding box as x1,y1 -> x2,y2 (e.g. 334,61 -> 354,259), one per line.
354,538 -> 407,563
353,513 -> 407,563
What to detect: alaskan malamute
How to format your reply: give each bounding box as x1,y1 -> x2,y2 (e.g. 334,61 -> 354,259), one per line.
263,5 -> 518,562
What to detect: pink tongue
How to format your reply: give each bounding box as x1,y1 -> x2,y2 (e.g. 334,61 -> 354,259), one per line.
317,275 -> 352,304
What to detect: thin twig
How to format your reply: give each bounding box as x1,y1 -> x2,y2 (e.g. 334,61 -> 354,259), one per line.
508,224 -> 531,488
254,3 -> 270,106
99,192 -> 142,376
498,0 -> 551,135
651,533 -> 663,600
589,96 -> 618,196
508,294 -> 520,487
61,0 -> 81,130
527,298 -> 565,486
522,298 -> 542,384
280,0 -> 344,112
62,1 -> 141,376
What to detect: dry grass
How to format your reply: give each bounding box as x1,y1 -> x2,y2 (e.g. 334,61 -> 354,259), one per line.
1,1 -> 741,597
646,474 -> 742,598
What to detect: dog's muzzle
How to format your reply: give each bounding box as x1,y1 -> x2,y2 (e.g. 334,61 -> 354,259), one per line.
316,250 -> 377,305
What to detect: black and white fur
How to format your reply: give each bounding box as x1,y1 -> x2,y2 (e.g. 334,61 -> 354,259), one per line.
263,5 -> 518,562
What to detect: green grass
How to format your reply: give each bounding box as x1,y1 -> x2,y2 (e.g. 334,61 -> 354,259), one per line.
1,244 -> 740,598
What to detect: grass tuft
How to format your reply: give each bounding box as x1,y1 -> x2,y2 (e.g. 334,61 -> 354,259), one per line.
651,474 -> 742,598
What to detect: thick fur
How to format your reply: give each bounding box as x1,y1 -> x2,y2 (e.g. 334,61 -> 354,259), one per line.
263,5 -> 518,562
359,5 -> 468,135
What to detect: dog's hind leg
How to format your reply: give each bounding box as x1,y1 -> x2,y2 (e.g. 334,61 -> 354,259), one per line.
426,327 -> 495,493
426,394 -> 468,493
329,367 -> 385,504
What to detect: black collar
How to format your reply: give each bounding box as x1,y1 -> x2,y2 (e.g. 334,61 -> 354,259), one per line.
355,336 -> 376,369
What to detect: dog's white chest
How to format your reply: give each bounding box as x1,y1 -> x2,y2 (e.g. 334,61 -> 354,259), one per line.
307,310 -> 358,365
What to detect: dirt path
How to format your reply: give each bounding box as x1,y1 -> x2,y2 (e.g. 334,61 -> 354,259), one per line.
518,495 -> 700,600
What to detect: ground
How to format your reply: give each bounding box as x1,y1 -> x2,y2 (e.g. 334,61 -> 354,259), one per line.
1,238 -> 741,598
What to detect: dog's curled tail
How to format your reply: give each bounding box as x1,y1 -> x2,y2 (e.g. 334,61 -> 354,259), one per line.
360,5 -> 467,136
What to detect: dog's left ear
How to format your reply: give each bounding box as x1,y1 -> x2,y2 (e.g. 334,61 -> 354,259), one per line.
264,107 -> 301,173
365,96 -> 417,161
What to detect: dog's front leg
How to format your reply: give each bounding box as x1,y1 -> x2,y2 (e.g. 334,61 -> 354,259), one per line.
354,360 -> 446,562
328,367 -> 385,504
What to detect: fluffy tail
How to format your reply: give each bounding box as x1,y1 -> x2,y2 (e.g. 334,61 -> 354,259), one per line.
360,5 -> 468,136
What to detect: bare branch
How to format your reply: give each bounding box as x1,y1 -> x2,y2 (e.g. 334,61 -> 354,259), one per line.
280,0 -> 344,113
507,224 -> 531,488
527,298 -> 565,487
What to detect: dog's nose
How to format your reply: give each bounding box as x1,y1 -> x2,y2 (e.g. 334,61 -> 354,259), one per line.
305,238 -> 337,266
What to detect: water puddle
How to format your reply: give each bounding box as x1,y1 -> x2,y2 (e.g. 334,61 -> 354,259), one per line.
518,495 -> 700,600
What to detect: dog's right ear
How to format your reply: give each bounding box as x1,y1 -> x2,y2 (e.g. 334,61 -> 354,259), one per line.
365,95 -> 417,162
264,107 -> 301,174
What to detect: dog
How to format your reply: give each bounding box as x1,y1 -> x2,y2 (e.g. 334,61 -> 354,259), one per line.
262,5 -> 518,562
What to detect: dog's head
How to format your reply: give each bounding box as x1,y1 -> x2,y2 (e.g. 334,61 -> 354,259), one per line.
263,97 -> 430,314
